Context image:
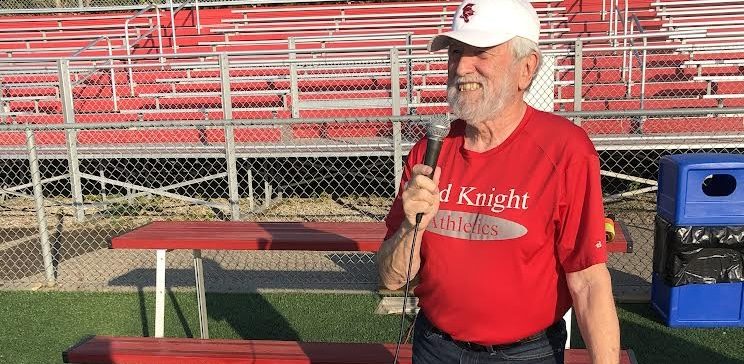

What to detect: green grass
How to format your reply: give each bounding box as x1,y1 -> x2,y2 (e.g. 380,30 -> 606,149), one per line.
0,291 -> 742,363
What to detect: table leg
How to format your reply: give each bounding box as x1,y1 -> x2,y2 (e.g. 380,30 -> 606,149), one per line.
563,308 -> 572,349
193,249 -> 209,339
155,249 -> 166,338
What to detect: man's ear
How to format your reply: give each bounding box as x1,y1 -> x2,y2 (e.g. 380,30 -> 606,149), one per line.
518,52 -> 539,91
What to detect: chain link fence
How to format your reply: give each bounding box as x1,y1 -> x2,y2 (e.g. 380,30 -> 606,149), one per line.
0,118 -> 424,293
1,43 -> 743,297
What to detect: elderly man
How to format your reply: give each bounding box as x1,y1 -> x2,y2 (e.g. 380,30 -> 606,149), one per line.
376,0 -> 620,363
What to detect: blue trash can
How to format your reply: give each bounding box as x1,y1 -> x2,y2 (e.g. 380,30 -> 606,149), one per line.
651,153 -> 744,328
657,153 -> 744,226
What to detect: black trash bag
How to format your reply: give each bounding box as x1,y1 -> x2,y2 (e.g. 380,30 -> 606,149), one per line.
654,216 -> 744,285
675,225 -> 744,249
653,215 -> 673,275
667,248 -> 744,286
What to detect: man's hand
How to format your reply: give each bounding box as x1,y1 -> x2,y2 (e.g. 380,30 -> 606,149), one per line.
376,164 -> 441,290
402,164 -> 441,228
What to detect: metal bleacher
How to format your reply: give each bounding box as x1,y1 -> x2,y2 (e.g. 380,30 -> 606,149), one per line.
650,0 -> 744,104
1,0 -> 744,156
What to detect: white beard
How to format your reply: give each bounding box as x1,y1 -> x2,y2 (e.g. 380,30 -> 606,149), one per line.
447,67 -> 517,126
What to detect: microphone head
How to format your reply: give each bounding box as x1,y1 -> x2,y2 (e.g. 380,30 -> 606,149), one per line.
427,114 -> 451,142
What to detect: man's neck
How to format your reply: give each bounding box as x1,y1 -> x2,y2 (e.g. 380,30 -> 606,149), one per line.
463,101 -> 528,153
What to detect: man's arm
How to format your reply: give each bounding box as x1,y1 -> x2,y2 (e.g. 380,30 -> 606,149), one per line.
377,220 -> 425,290
377,165 -> 441,290
566,263 -> 620,364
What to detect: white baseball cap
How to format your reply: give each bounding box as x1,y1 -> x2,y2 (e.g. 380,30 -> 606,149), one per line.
429,0 -> 540,52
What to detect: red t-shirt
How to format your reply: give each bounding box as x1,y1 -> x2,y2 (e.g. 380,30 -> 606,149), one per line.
384,106 -> 607,345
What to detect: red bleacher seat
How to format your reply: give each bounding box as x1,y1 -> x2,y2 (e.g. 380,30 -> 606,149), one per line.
63,336 -> 639,364
581,119 -> 634,135
641,116 -> 744,133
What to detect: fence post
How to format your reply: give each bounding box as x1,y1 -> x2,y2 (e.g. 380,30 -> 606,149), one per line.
247,169 -> 254,212
0,77 -> 6,125
26,128 -> 55,287
99,163 -> 107,202
573,40 -> 583,126
289,37 -> 300,118
406,33 -> 414,113
59,59 -> 85,222
390,48 -> 403,188
220,53 -> 240,221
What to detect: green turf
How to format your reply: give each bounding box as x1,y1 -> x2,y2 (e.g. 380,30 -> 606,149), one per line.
0,291 -> 742,363
613,304 -> 744,364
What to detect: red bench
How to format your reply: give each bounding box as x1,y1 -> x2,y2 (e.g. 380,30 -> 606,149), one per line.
110,221 -> 632,340
63,336 -> 639,364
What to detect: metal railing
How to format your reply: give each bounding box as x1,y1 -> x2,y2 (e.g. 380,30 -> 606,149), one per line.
70,36 -> 119,112
608,0 -> 630,46
166,0 -> 202,54
124,3 -> 164,95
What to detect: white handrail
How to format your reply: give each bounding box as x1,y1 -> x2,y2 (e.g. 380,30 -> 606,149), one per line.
69,35 -> 119,111
167,0 -> 202,53
0,28 -> 731,68
124,4 -> 164,95
602,0 -> 607,21
168,0 -> 177,53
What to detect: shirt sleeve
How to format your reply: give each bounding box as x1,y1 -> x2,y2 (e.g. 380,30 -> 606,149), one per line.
555,154 -> 608,273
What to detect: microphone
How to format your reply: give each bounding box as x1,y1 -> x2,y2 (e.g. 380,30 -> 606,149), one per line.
415,115 -> 451,224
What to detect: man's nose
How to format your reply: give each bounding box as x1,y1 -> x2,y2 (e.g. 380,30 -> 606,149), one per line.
451,55 -> 477,77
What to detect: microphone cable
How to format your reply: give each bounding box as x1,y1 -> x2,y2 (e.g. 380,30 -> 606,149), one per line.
392,218 -> 420,364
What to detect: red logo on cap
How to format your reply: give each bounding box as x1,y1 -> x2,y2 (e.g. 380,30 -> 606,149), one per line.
460,3 -> 475,22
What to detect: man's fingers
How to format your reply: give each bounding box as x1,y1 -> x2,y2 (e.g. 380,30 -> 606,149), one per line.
432,166 -> 442,185
411,164 -> 434,178
409,175 -> 437,193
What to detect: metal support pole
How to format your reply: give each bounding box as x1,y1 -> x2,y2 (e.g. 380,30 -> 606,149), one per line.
573,40 -> 583,126
193,249 -> 209,339
26,129 -> 55,287
108,43 -> 118,112
155,249 -> 166,338
264,181 -> 272,208
99,163 -> 107,202
289,38 -> 300,118
608,0 -> 615,39
58,59 -> 85,222
156,6 -> 164,58
195,0 -> 202,35
393,121 -> 403,189
640,39 -> 648,111
247,168 -> 254,211
390,48 -> 401,117
168,0 -> 178,53
220,53 -> 240,221
0,77 -> 6,125
390,48 -> 404,186
406,33 -> 414,113
635,38 -> 649,133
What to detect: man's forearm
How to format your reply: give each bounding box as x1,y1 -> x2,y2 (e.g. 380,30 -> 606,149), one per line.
377,221 -> 424,290
573,277 -> 620,364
